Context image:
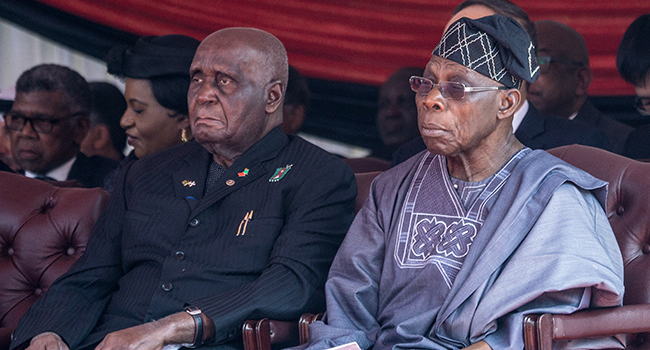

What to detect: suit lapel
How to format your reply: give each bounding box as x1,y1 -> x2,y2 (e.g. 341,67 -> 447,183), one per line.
67,152 -> 88,186
190,127 -> 289,217
172,143 -> 211,211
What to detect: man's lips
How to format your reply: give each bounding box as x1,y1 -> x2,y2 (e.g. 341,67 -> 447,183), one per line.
420,124 -> 446,138
194,116 -> 225,127
17,148 -> 40,160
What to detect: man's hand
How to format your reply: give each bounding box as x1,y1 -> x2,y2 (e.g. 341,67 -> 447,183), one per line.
27,332 -> 69,350
94,321 -> 167,350
94,310 -> 214,350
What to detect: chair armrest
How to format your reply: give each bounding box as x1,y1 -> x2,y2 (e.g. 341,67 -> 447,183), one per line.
523,304 -> 650,350
551,304 -> 650,339
243,319 -> 271,350
242,318 -> 299,350
299,313 -> 323,345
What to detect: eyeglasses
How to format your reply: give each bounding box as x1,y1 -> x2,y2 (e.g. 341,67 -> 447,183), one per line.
634,96 -> 650,116
536,56 -> 584,74
409,76 -> 508,100
4,112 -> 81,134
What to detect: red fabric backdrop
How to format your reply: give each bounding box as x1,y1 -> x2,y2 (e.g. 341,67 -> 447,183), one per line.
36,0 -> 650,95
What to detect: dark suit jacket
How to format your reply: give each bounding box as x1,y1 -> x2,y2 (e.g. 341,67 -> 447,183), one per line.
67,152 -> 119,188
514,103 -> 611,151
10,127 -> 357,350
624,123 -> 650,159
0,159 -> 12,173
573,100 -> 633,155
390,103 -> 612,166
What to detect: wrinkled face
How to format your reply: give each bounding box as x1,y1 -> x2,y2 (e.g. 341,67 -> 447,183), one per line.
417,56 -> 502,157
527,32 -> 581,117
120,78 -> 185,158
377,77 -> 419,147
8,90 -> 84,173
188,39 -> 271,153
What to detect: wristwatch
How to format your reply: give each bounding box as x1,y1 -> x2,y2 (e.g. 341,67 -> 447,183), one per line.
184,306 -> 204,348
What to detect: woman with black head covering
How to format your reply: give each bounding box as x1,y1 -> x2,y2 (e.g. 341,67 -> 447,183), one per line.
103,35 -> 200,192
106,35 -> 200,159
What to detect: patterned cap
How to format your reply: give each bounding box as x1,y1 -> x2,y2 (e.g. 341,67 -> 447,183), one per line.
432,15 -> 539,88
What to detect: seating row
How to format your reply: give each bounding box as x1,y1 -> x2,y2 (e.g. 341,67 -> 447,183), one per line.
1,145 -> 649,350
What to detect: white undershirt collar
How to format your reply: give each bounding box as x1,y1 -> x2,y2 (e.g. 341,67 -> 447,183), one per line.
25,156 -> 76,181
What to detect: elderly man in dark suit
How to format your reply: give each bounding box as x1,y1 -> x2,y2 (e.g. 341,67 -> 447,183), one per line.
4,64 -> 118,187
10,28 -> 356,350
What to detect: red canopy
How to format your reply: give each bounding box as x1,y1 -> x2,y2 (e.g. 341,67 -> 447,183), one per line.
37,0 -> 650,95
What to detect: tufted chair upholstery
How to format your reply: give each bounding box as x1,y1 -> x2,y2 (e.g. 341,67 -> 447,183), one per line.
523,145 -> 650,349
0,172 -> 110,350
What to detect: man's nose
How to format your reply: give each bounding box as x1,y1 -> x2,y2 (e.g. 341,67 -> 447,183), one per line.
422,88 -> 445,112
18,119 -> 38,138
193,79 -> 218,105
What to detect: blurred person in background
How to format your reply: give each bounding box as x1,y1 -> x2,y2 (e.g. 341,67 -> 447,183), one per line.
281,65 -> 310,135
619,14 -> 650,159
0,86 -> 17,172
528,20 -> 632,154
80,82 -> 127,161
375,67 -> 422,160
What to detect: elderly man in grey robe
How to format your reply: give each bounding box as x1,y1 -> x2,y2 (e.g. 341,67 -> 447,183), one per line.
298,15 -> 624,350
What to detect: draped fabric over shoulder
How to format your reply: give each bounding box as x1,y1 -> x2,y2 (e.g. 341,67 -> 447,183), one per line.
299,149 -> 624,350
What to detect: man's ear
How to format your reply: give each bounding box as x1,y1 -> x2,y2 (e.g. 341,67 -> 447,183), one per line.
93,125 -> 113,150
73,115 -> 90,144
576,67 -> 593,96
265,81 -> 284,114
497,88 -> 521,120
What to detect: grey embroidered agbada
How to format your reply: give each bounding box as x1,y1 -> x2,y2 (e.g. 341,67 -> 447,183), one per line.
300,149 -> 624,350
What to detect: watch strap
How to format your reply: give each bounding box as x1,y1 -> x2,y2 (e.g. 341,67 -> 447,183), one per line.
184,306 -> 204,348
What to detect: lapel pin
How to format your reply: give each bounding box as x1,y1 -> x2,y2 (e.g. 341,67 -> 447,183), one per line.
226,179 -> 235,186
269,164 -> 293,182
238,168 -> 250,177
182,180 -> 196,187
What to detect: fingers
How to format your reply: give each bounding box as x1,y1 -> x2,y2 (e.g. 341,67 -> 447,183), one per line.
28,332 -> 69,350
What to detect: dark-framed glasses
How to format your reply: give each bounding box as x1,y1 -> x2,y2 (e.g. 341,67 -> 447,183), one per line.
409,76 -> 508,100
536,56 -> 584,74
4,112 -> 81,134
634,96 -> 650,116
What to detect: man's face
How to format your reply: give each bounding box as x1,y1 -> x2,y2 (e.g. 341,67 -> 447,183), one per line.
527,28 -> 582,117
416,56 -> 502,157
377,76 -> 419,148
8,90 -> 85,173
188,37 -> 272,157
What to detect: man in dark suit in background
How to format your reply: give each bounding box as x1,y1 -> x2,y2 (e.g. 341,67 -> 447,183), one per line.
528,20 -> 633,154
4,64 -> 118,187
11,27 -> 356,350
